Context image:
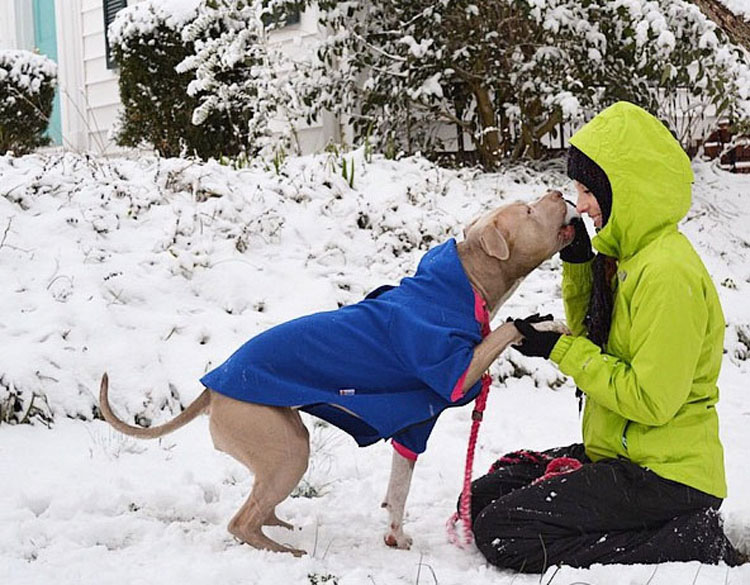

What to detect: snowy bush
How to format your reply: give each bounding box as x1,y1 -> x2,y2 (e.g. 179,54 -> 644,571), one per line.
297,0 -> 750,167
0,376 -> 53,426
574,1 -> 750,147
0,50 -> 57,155
175,0 -> 304,160
110,0 -> 245,159
1,148 -> 748,435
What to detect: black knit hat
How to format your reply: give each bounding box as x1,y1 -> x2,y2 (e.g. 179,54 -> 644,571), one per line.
567,145 -> 613,226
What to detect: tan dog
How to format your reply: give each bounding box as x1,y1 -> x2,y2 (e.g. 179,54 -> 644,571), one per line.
100,189 -> 576,556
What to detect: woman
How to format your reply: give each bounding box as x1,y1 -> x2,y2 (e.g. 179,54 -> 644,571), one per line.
467,102 -> 742,572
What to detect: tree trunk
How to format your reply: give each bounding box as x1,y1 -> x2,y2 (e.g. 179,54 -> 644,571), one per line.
472,85 -> 503,169
690,0 -> 750,51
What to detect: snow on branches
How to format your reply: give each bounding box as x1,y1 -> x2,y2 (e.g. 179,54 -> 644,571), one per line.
306,0 -> 750,166
110,0 -> 750,165
0,50 -> 57,155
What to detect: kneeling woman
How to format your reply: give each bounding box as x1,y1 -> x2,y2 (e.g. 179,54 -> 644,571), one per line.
468,102 -> 742,572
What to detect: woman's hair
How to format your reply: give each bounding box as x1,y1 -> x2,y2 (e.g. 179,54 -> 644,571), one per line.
567,145 -> 612,225
575,253 -> 615,411
566,144 -> 616,350
584,254 -> 617,349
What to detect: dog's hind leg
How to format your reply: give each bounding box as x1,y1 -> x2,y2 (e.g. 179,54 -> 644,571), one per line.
208,394 -> 309,556
227,481 -> 305,555
263,510 -> 294,530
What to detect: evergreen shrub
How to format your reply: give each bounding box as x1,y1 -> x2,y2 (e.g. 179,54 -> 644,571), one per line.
110,1 -> 247,159
0,50 -> 57,155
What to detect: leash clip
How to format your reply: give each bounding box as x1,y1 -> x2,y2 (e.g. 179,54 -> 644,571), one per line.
471,410 -> 483,421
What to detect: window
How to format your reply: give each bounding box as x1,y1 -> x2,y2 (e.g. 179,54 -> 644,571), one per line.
103,0 -> 127,70
262,2 -> 302,29
283,8 -> 301,26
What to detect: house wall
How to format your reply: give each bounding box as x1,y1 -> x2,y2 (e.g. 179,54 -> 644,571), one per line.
77,0 -> 121,153
0,0 -> 34,51
4,0 -> 341,156
55,0 -> 88,151
34,0 -> 126,153
0,0 -> 113,153
268,5 -> 344,155
60,0 -> 337,156
0,3 -> 19,49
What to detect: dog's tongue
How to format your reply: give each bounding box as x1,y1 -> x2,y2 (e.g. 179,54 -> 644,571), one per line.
564,199 -> 580,225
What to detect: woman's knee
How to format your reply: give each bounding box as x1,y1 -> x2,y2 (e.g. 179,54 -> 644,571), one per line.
465,474 -> 504,524
473,502 -> 540,571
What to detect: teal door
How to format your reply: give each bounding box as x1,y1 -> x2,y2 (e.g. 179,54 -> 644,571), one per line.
32,0 -> 62,145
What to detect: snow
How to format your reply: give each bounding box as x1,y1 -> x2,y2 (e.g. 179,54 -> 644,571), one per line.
412,73 -> 444,100
399,36 -> 434,59
0,50 -> 56,98
1,151 -> 749,584
720,0 -> 750,19
158,0 -> 203,23
109,0 -> 202,45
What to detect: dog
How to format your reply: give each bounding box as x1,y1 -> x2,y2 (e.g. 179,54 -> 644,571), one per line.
99,189 -> 577,556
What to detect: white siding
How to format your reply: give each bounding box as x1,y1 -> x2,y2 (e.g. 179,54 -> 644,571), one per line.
8,0 -> 338,155
0,3 -> 19,49
55,0 -> 86,151
74,0 -> 336,155
0,0 -> 34,50
80,0 -> 121,153
269,5 -> 342,154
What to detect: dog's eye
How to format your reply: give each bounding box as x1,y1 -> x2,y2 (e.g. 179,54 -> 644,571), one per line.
526,207 -> 532,215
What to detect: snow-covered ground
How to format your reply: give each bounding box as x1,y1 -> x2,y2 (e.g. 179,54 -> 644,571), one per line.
721,0 -> 750,19
1,151 -> 749,585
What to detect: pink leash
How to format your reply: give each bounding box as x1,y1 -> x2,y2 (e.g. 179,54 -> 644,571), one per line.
446,372 -> 491,547
445,294 -> 583,548
446,292 -> 493,547
446,412 -> 584,548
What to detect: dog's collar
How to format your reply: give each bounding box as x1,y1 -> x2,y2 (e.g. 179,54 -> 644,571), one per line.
472,289 -> 491,338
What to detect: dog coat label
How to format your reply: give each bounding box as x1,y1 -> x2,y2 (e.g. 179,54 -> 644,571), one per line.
339,388 -> 356,396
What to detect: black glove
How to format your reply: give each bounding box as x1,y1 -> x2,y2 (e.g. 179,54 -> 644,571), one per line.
560,217 -> 593,263
513,314 -> 561,359
504,313 -> 552,325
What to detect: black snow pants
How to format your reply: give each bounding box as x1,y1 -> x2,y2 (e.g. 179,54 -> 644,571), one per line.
469,444 -> 740,573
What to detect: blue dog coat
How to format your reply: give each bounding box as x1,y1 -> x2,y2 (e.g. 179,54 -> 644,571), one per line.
200,239 -> 491,457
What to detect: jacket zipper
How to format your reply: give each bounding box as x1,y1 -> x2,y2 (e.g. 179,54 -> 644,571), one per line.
621,420 -> 631,452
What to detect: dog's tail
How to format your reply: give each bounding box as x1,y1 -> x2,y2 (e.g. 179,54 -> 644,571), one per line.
99,373 -> 211,439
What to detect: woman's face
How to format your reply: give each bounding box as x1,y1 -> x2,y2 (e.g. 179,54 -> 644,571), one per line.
574,181 -> 603,228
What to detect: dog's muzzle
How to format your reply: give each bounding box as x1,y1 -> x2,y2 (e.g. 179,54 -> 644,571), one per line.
563,199 -> 581,225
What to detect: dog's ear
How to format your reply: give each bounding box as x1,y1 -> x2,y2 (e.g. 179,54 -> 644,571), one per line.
463,214 -> 482,239
479,219 -> 510,261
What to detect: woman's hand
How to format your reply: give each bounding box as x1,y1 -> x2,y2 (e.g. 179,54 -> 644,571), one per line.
560,217 -> 594,263
512,314 -> 562,359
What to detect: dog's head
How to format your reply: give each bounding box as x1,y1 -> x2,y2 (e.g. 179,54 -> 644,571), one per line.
464,190 -> 577,276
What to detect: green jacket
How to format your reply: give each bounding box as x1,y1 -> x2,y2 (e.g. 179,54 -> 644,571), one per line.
550,102 -> 727,498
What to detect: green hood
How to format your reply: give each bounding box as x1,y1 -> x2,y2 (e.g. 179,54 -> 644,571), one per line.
569,102 -> 694,259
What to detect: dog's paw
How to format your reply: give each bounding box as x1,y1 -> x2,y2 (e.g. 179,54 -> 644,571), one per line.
500,320 -> 524,344
384,528 -> 413,550
530,319 -> 571,335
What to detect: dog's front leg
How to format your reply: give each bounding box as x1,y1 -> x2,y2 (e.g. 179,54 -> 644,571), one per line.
461,321 -> 523,393
381,449 -> 416,549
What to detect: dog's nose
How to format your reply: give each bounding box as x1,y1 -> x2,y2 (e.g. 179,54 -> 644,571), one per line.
547,189 -> 563,199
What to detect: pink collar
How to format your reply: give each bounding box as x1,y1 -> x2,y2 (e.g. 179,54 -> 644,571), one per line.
473,290 -> 491,338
